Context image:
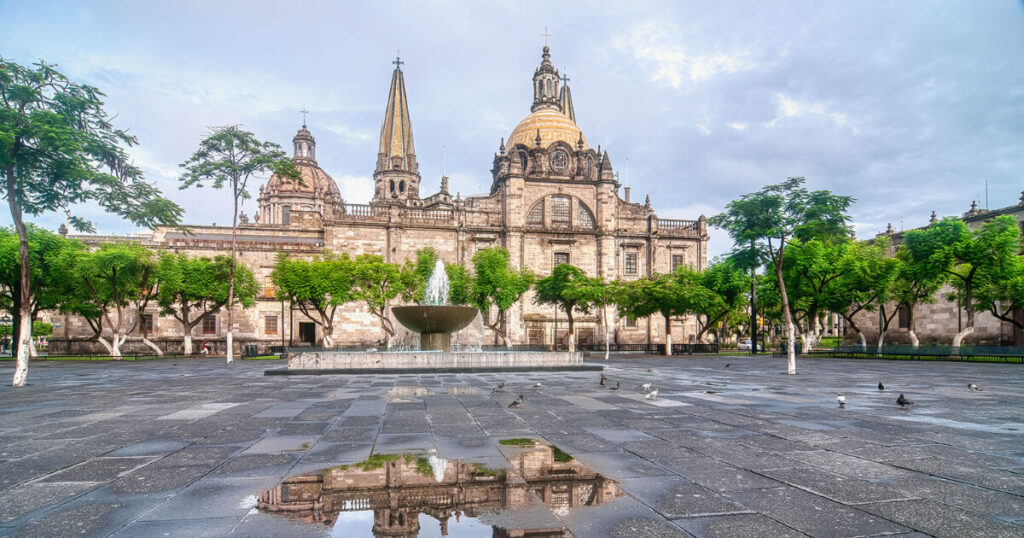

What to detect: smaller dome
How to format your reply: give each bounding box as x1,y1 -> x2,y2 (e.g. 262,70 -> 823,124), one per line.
263,162 -> 342,201
508,108 -> 588,150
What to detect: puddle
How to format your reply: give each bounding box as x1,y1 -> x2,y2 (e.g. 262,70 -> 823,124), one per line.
257,441 -> 621,536
386,386 -> 478,401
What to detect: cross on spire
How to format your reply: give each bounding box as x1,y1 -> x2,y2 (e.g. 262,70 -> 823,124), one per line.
540,27 -> 550,46
300,106 -> 309,127
561,71 -> 569,85
393,51 -> 404,69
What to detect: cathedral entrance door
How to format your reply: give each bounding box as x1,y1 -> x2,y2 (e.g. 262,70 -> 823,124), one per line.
298,322 -> 317,346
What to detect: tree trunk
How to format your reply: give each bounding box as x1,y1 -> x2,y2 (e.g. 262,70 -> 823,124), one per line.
183,333 -> 193,356
142,337 -> 163,356
28,340 -> 37,358
907,307 -> 919,348
876,329 -> 887,353
602,303 -> 610,361
856,331 -> 866,349
226,187 -> 239,365
8,166 -> 31,386
951,326 -> 973,352
566,308 -> 575,353
111,332 -> 123,358
664,315 -> 672,356
323,331 -> 334,348
96,336 -> 114,355
774,256 -> 796,374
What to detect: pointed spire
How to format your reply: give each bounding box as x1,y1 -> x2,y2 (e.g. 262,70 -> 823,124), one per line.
534,129 -> 542,148
377,54 -> 416,174
886,223 -> 894,235
499,137 -> 506,155
576,131 -> 584,151
929,210 -> 938,224
559,72 -> 576,122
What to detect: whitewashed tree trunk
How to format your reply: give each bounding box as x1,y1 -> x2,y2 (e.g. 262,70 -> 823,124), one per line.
951,326 -> 973,352
111,332 -> 124,358
142,337 -> 163,356
856,331 -> 867,349
876,330 -> 887,353
323,332 -> 334,348
908,330 -> 919,348
183,333 -> 193,356
785,323 -> 796,374
602,304 -> 610,361
28,341 -> 37,358
225,332 -> 233,364
11,316 -> 31,386
663,316 -> 673,356
96,336 -> 113,355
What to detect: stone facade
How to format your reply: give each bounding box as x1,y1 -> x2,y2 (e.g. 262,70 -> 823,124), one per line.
45,47 -> 709,354
850,196 -> 1024,347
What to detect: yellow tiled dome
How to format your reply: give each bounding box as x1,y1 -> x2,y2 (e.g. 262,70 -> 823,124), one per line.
508,109 -> 588,150
264,162 -> 341,200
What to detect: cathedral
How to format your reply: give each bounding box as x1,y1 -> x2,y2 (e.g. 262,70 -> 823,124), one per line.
51,46 -> 710,353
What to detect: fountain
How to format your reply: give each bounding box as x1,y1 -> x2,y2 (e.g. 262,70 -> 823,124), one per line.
275,258 -> 601,374
391,260 -> 478,352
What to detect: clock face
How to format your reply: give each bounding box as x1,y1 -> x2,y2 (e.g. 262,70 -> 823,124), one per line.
551,150 -> 569,172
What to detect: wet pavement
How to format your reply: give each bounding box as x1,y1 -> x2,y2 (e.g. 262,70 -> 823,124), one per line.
1,354 -> 1022,537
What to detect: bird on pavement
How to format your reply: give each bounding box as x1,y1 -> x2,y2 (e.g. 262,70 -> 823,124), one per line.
967,383 -> 983,392
878,382 -> 885,391
609,381 -> 620,391
837,393 -> 846,409
896,393 -> 913,407
641,382 -> 652,392
725,363 -> 731,368
645,388 -> 659,400
534,382 -> 542,387
507,396 -> 523,409
491,382 -> 505,393
600,373 -> 608,386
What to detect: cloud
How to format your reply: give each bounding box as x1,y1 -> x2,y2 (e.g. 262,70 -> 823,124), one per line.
769,94 -> 857,133
727,122 -> 747,131
612,20 -> 756,88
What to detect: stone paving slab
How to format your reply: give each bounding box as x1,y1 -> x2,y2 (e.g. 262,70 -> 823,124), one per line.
1,354 -> 1023,536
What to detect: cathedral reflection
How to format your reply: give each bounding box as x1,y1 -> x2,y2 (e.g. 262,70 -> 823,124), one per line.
257,443 -> 621,537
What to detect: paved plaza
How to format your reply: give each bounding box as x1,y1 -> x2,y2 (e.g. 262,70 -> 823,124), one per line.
1,355 -> 1023,537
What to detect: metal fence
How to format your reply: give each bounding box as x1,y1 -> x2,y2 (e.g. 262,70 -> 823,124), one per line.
775,343 -> 1024,363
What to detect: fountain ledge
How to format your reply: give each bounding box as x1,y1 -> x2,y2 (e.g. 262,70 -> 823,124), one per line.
266,350 -> 602,375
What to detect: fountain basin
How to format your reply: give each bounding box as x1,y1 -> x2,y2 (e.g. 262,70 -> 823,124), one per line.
279,349 -> 597,374
392,305 -> 479,352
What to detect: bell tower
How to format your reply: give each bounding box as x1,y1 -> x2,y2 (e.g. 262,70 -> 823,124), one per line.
531,46 -> 561,113
373,54 -> 421,203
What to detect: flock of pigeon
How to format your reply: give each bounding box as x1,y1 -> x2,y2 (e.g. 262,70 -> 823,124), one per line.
492,370 -> 986,411
836,381 -> 984,409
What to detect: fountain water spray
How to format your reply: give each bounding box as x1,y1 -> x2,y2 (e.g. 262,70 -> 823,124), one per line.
423,259 -> 449,306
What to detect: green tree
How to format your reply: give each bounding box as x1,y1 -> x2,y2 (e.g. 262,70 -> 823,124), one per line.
272,252 -> 354,347
402,247 -> 473,306
695,259 -> 750,343
350,254 -> 408,348
711,177 -> 853,373
0,226 -> 84,356
822,239 -> 898,349
534,264 -> 593,353
902,215 -> 1021,350
156,252 -> 257,355
179,125 -> 298,363
616,268 -> 716,356
572,276 -> 616,360
66,243 -> 155,357
471,247 -> 533,347
1,58 -> 182,385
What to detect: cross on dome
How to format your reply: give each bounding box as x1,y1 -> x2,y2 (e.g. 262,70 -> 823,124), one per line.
540,27 -> 551,46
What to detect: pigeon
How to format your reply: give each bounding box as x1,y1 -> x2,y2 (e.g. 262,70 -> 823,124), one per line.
534,382 -> 542,387
967,383 -> 982,392
600,373 -> 608,386
837,393 -> 846,408
641,382 -> 652,392
491,382 -> 505,393
609,381 -> 620,391
896,393 -> 913,407
725,363 -> 731,368
507,396 -> 522,409
645,388 -> 659,400
878,382 -> 885,391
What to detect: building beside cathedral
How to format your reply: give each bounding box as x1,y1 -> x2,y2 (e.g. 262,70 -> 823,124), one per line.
50,46 -> 710,354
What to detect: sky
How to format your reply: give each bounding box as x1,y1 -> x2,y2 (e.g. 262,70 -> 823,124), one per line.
2,0 -> 1023,259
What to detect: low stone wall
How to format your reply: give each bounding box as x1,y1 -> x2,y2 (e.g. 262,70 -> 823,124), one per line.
288,350 -> 582,370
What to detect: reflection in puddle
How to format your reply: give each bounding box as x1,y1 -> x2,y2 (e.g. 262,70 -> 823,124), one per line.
387,386 -> 478,401
257,441 -> 621,536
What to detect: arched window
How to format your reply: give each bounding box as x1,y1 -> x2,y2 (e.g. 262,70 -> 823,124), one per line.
518,151 -> 528,171
526,200 -> 544,226
399,181 -> 406,193
577,201 -> 596,229
551,196 -> 571,228
390,180 -> 395,192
